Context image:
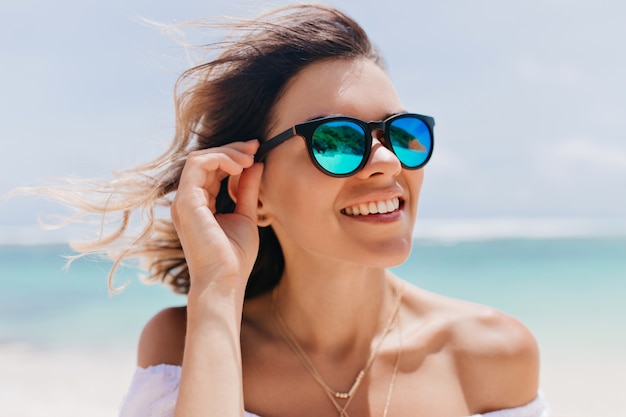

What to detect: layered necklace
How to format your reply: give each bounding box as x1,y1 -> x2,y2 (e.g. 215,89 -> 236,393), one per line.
272,282 -> 404,417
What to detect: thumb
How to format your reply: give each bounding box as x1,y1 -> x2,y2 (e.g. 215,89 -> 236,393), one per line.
233,162 -> 264,221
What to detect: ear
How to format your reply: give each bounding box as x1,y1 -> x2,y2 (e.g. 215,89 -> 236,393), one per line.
227,174 -> 272,227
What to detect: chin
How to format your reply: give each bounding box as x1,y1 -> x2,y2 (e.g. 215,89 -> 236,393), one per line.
363,239 -> 413,268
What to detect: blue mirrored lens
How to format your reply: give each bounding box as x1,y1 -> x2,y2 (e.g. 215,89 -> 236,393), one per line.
389,117 -> 432,168
311,121 -> 366,175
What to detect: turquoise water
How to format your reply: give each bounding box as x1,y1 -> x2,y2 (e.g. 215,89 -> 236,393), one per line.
2,238 -> 625,353
0,245 -> 185,349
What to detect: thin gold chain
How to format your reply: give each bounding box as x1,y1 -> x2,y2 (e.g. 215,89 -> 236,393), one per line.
272,282 -> 404,417
382,306 -> 402,417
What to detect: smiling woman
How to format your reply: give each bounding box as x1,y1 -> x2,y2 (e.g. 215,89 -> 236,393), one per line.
34,4 -> 549,417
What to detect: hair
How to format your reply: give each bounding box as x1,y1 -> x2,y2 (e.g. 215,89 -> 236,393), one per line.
40,4 -> 384,298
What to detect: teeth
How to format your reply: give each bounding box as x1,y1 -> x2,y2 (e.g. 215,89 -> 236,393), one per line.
344,198 -> 400,216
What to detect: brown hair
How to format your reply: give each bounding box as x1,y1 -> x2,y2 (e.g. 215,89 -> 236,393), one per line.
40,4 -> 384,298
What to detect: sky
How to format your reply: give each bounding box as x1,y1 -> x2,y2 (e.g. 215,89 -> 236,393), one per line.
1,0 -> 625,242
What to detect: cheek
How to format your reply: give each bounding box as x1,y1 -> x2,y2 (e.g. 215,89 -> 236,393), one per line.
409,169 -> 425,205
260,176 -> 339,253
401,169 -> 425,230
259,156 -> 339,224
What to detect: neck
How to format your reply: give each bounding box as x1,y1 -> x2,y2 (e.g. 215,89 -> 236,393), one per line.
272,257 -> 398,359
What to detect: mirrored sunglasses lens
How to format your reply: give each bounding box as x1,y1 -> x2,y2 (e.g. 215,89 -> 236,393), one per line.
389,117 -> 432,168
311,121 -> 366,175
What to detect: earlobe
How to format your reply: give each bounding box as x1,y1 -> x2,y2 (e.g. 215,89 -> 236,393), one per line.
255,197 -> 272,227
256,210 -> 271,227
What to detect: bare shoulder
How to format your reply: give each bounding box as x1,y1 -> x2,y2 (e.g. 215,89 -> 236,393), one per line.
404,285 -> 539,413
450,302 -> 539,411
137,306 -> 187,368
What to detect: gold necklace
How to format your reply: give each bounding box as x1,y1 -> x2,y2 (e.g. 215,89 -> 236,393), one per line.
382,307 -> 401,417
272,282 -> 404,417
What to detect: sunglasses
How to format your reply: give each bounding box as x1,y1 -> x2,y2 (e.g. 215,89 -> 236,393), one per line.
254,113 -> 434,177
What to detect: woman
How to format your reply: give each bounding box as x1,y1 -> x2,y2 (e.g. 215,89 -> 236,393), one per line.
50,4 -> 548,417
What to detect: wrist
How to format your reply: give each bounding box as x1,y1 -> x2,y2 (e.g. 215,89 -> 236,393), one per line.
186,281 -> 246,325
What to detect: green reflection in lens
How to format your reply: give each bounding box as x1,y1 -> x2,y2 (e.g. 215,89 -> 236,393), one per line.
312,121 -> 366,174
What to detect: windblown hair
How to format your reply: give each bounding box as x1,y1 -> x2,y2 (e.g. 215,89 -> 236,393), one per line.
43,4 -> 384,298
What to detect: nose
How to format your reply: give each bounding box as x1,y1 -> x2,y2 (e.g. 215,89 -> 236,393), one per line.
354,130 -> 402,179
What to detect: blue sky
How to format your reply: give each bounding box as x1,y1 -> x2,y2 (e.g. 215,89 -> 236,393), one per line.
2,0 -> 625,242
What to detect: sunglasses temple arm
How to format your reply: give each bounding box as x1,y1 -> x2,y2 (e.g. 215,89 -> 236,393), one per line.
254,128 -> 296,162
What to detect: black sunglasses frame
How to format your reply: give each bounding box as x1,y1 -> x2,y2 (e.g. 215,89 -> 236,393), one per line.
254,113 -> 435,177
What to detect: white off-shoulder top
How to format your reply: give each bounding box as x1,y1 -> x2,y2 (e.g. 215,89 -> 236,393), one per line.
119,365 -> 550,417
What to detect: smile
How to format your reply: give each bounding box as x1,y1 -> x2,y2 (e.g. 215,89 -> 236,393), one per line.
342,198 -> 401,216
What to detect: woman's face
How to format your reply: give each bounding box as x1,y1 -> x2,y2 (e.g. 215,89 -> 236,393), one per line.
258,58 -> 425,268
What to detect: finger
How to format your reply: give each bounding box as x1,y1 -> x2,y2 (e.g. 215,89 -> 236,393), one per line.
180,141 -> 260,187
175,142 -> 261,218
225,139 -> 260,154
186,147 -> 255,173
179,150 -> 253,194
233,163 -> 264,221
187,140 -> 260,159
174,157 -> 239,220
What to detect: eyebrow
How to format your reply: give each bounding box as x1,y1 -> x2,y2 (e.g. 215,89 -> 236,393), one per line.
306,114 -> 330,122
304,110 -> 408,123
381,111 -> 407,120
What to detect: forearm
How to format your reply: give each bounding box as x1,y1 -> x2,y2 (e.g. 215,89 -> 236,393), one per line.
168,142 -> 262,417
174,288 -> 246,417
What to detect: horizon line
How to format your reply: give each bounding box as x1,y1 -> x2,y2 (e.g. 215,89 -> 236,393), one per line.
2,216 -> 626,246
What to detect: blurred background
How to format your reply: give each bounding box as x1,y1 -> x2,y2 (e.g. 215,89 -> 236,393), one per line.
2,0 -> 626,236
1,1 -> 625,416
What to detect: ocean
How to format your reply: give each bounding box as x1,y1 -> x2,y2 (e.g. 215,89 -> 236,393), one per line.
1,236 -> 625,416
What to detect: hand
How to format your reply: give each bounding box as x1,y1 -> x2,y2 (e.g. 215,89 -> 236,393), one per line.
171,140 -> 263,299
